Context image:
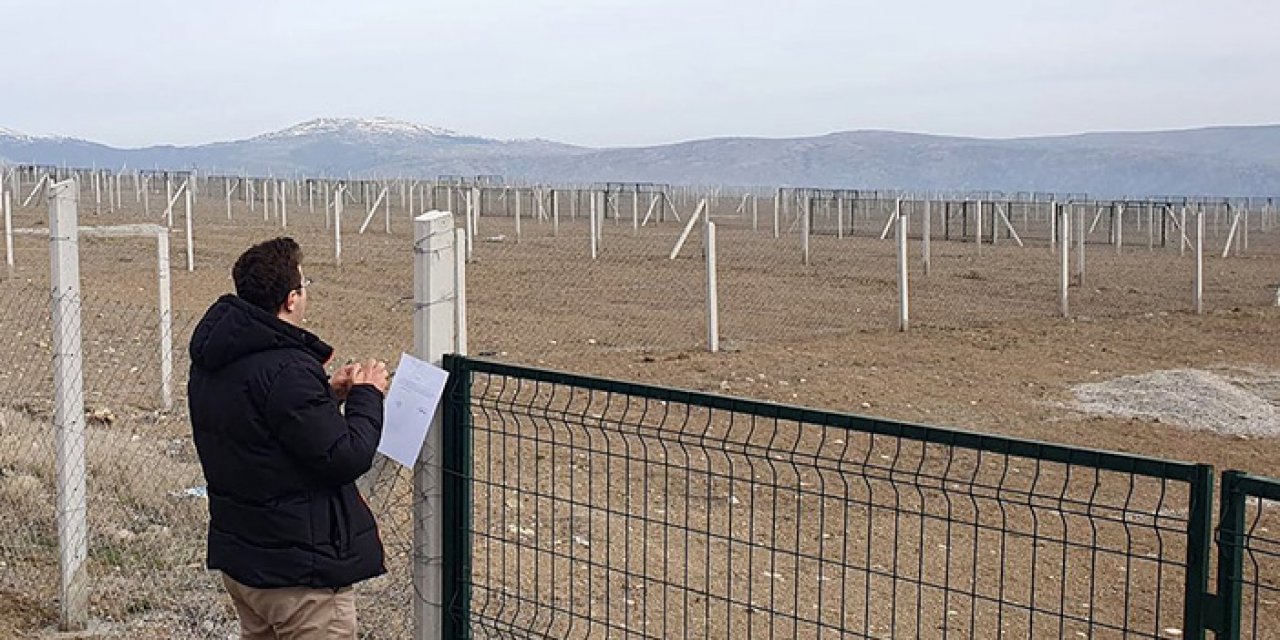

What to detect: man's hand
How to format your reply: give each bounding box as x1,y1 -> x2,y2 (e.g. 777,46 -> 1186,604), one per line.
330,363 -> 359,400
350,359 -> 390,395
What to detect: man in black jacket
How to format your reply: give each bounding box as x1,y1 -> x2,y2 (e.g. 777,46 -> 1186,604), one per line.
188,237 -> 388,639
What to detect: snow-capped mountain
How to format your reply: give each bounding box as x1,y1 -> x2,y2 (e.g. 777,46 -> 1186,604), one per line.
0,117 -> 587,177
251,117 -> 463,141
2,117 -> 1280,195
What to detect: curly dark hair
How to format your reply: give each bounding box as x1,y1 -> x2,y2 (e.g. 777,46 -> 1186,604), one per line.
232,237 -> 304,313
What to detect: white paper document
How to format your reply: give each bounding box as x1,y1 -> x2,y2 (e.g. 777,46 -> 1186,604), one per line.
377,352 -> 450,469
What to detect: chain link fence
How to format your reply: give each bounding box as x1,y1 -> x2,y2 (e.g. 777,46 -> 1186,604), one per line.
0,280 -> 222,638
0,271 -> 417,637
2,169 -> 1279,636
456,188 -> 1280,370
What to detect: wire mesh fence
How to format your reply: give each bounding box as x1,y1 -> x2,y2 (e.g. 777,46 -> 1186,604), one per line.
1218,472 -> 1280,640
6,170 -> 1279,375
3,171 -> 1280,637
0,283 -> 222,638
0,281 -> 419,638
443,355 -> 1212,639
454,190 -> 1280,371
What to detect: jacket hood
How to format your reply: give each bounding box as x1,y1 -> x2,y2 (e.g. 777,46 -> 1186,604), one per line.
189,294 -> 333,372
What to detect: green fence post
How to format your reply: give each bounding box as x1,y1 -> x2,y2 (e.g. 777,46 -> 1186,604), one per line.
1184,464 -> 1215,639
1215,471 -> 1246,640
441,355 -> 473,640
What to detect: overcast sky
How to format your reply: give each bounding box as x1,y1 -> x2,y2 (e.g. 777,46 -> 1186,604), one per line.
4,0 -> 1277,148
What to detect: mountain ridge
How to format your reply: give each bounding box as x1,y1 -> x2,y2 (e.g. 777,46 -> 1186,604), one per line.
2,118 -> 1279,196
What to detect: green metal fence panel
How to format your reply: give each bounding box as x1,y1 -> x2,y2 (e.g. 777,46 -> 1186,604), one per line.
1215,471 -> 1280,640
442,363 -> 474,638
442,355 -> 1215,639
1185,465 -> 1216,640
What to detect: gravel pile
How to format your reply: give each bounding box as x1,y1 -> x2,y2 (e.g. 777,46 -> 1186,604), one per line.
1072,367 -> 1280,438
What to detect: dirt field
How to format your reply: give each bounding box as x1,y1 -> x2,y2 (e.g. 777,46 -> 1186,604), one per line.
0,186 -> 1277,637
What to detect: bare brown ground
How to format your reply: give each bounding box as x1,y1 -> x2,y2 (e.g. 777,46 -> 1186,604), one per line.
0,190 -> 1277,637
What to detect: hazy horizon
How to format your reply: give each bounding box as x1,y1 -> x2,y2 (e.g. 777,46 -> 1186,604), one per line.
5,116 -> 1280,151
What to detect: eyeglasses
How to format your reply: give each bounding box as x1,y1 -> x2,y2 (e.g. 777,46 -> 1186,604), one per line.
295,277 -> 313,292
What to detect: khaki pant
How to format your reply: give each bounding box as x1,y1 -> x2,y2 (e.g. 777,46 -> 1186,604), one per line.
222,574 -> 357,640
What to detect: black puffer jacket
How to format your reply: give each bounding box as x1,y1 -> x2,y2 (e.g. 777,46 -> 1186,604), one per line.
188,294 -> 386,589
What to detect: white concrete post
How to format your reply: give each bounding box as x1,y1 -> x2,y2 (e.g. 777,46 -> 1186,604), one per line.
464,190 -> 475,262
801,197 -> 811,265
1195,210 -> 1204,314
471,186 -> 482,238
324,183 -> 331,229
836,196 -> 844,239
705,221 -> 719,352
49,179 -> 89,632
991,202 -> 1000,246
1152,203 -> 1162,250
335,187 -> 344,266
1050,200 -> 1058,253
358,188 -> 389,235
1076,204 -> 1086,286
896,200 -> 909,331
1117,204 -> 1126,254
4,190 -> 12,274
922,199 -> 931,276
1236,206 -> 1245,254
1059,205 -> 1070,317
589,192 -> 599,260
773,189 -> 781,239
165,178 -> 173,226
454,227 -> 468,357
1243,207 -> 1249,253
552,190 -> 560,237
184,186 -> 194,271
975,199 -> 983,256
1180,206 -> 1188,258
156,230 -> 173,411
514,188 -> 522,243
225,178 -> 234,220
668,200 -> 707,260
1221,205 -> 1242,258
412,210 -> 458,640
281,181 -> 288,229
596,191 -> 605,250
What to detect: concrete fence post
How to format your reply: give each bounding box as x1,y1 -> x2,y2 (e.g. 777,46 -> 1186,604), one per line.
156,229 -> 173,410
705,221 -> 719,351
896,199 -> 909,331
412,210 -> 460,640
49,178 -> 89,632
